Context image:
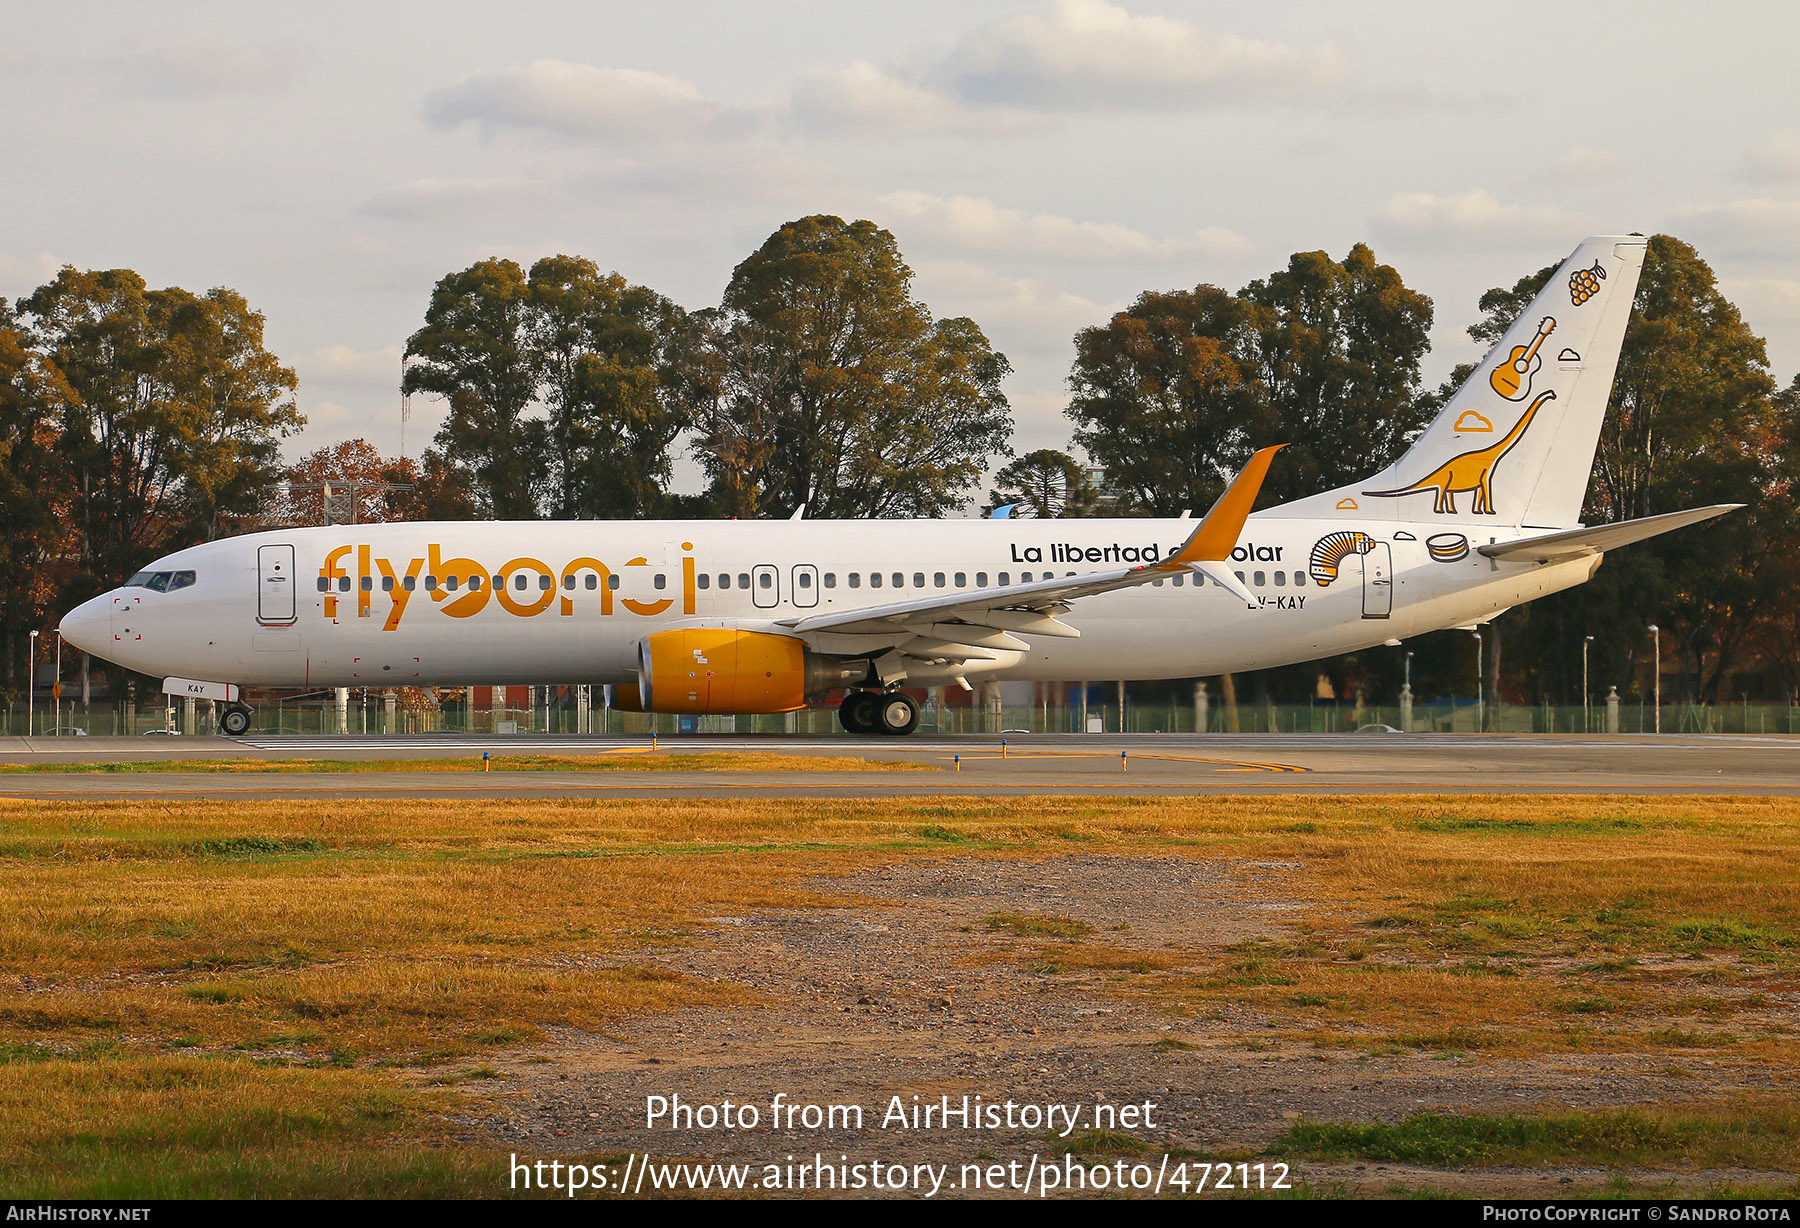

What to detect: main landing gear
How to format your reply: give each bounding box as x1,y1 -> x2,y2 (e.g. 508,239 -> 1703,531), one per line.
219,703 -> 253,736
837,689 -> 920,737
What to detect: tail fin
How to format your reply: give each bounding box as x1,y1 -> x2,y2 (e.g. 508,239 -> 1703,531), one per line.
1266,235 -> 1646,528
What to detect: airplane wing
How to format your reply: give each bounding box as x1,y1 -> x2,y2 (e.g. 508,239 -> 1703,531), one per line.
774,447 -> 1282,663
1477,504 -> 1742,564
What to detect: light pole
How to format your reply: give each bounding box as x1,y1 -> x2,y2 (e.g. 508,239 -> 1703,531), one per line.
1582,635 -> 1594,734
53,631 -> 61,737
1647,624 -> 1661,734
1470,628 -> 1483,733
26,630 -> 37,737
1404,651 -> 1413,693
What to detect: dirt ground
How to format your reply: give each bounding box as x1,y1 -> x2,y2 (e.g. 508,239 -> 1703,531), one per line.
458,854 -> 1793,1197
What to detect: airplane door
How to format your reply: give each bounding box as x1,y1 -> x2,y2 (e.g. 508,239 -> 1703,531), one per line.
791,564 -> 819,609
751,564 -> 779,609
258,544 -> 296,625
1361,542 -> 1393,620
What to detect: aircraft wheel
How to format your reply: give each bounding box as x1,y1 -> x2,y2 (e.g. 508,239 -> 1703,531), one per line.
838,691 -> 881,735
220,705 -> 252,736
874,691 -> 920,736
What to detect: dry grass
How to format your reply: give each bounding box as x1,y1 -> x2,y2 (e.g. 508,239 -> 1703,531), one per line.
0,752 -> 934,775
1,792 -> 1798,1195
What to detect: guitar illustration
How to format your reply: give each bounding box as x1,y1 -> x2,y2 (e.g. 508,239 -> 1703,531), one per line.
1488,316 -> 1555,401
1364,390 -> 1554,515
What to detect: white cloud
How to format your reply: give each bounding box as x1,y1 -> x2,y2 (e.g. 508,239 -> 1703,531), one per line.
1546,146 -> 1627,183
0,250 -> 63,296
1741,131 -> 1800,183
112,37 -> 308,99
1676,197 -> 1800,255
913,259 -> 1114,352
298,344 -> 404,390
359,177 -> 548,222
878,191 -> 1248,263
789,61 -> 1041,138
1373,189 -> 1578,247
936,0 -> 1348,111
424,61 -> 758,144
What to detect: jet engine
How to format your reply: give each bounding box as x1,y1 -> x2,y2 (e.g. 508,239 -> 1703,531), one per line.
619,628 -> 859,715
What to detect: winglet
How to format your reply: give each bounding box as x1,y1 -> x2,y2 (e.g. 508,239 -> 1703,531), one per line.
1159,445 -> 1284,569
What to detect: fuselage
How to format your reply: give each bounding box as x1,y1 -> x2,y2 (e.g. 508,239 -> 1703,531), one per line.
58,516 -> 1600,692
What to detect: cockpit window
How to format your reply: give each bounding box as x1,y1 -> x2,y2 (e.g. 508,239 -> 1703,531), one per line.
126,570 -> 196,593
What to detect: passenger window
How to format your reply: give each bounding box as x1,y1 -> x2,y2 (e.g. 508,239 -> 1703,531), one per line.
653,574 -> 666,590
737,574 -> 750,589
1235,571 -> 1245,583
758,572 -> 771,589
933,572 -> 944,588
954,572 -> 966,587
1153,578 -> 1164,587
848,573 -> 860,589
870,573 -> 883,588
425,576 -> 438,591
717,573 -> 729,589
914,572 -> 925,588
1173,573 -> 1184,587
823,573 -> 836,589
361,576 -> 373,592
697,573 -> 710,590
892,573 -> 903,588
446,576 -> 460,592
1273,571 -> 1285,587
472,575 -> 485,591
316,577 -> 329,593
539,575 -> 552,590
998,572 -> 1009,585
381,576 -> 394,592
512,574 -> 526,591
563,575 -> 576,590
1295,572 -> 1308,586
798,572 -> 812,589
1254,571 -> 1266,586
403,576 -> 415,591
977,572 -> 988,587
609,575 -> 621,591
1021,572 -> 1033,583
338,576 -> 351,592
585,575 -> 598,590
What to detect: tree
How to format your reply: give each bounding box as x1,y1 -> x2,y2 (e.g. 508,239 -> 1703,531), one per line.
694,215 -> 1012,518
277,438 -> 421,526
984,448 -> 1097,518
1238,243 -> 1435,501
21,267 -> 300,599
1065,244 -> 1433,514
403,259 -> 541,519
1067,285 -> 1269,516
0,297 -> 71,698
526,255 -> 696,519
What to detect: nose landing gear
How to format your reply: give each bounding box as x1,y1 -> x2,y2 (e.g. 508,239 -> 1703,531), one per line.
837,690 -> 919,736
219,704 -> 253,736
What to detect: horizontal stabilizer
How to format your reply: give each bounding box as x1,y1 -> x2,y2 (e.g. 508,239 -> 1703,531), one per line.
1477,505 -> 1743,563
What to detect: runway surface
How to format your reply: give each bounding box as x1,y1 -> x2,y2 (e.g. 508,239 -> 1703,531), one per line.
0,732 -> 1794,799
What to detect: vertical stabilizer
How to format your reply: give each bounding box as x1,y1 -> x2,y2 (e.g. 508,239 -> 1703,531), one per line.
1265,235 -> 1646,528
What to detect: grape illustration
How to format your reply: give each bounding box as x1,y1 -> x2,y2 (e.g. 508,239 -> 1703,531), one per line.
1568,259 -> 1607,306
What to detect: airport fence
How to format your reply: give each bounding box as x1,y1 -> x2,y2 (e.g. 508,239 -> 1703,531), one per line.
6,698 -> 1799,738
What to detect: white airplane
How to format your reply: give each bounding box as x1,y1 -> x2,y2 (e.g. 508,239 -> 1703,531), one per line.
60,235 -> 1737,737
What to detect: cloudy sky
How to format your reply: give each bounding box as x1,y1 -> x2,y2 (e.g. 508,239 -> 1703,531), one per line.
4,0 -> 1797,495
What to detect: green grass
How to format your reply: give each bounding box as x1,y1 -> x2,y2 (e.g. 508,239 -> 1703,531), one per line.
1273,1105 -> 1800,1169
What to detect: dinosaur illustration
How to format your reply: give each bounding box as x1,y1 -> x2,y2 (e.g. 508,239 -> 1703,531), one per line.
1362,390 -> 1555,515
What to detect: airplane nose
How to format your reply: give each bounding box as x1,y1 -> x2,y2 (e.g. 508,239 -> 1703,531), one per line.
58,595 -> 112,656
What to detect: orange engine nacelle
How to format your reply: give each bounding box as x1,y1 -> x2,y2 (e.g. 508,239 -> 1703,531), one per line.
637,628 -> 814,715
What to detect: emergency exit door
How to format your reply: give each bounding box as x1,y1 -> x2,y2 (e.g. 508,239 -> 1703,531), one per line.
258,544 -> 296,624
1360,542 -> 1393,619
